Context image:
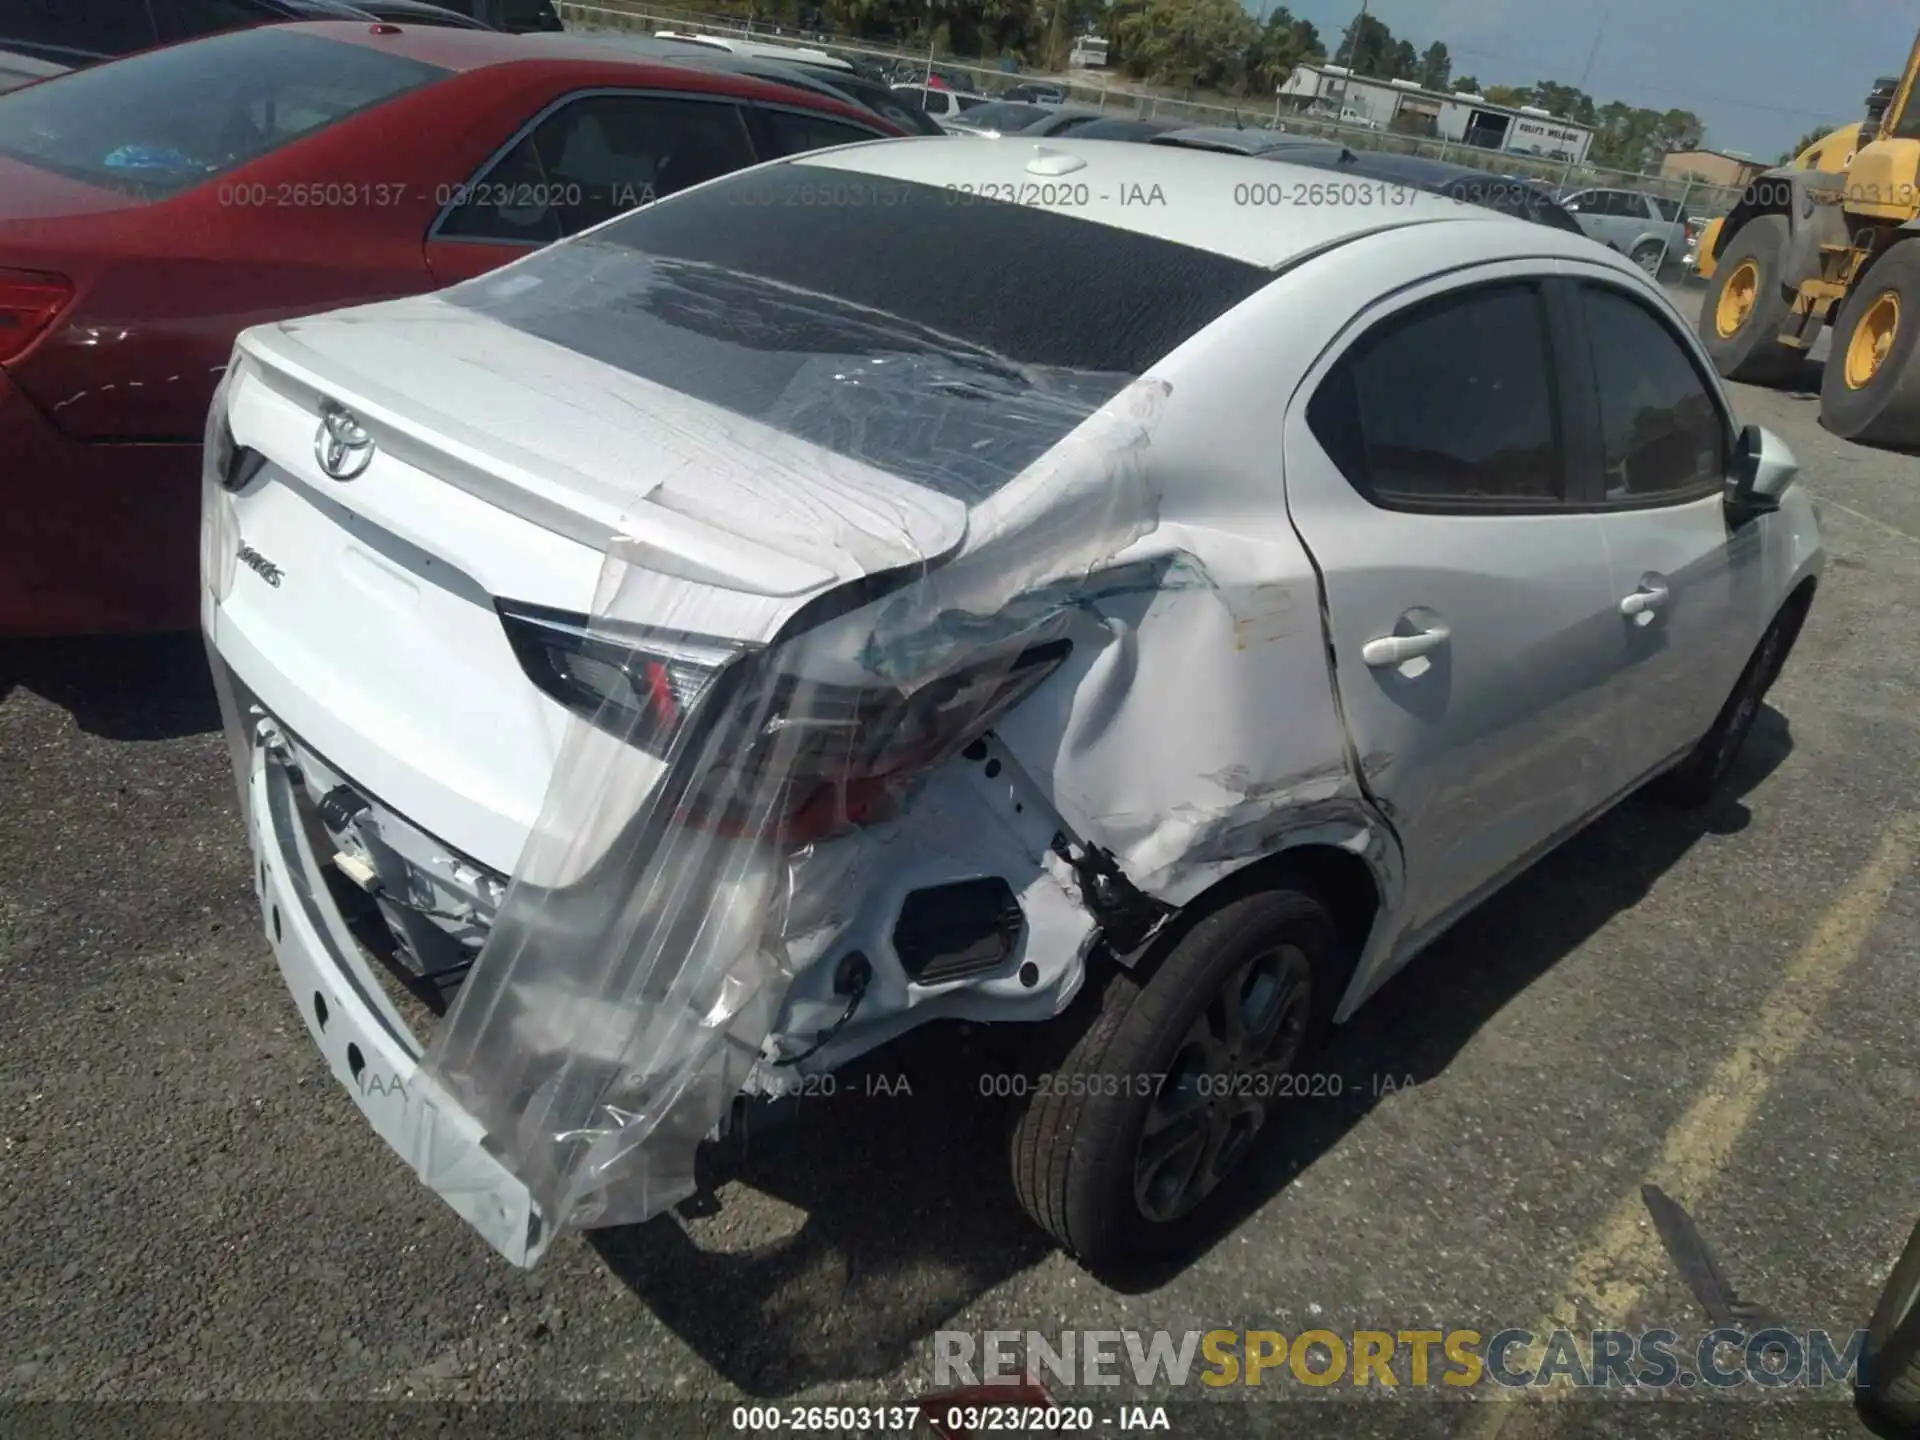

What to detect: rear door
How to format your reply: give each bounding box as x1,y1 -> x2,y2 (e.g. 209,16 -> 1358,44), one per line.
423,89 -> 760,285
1283,270 -> 1623,939
1555,270 -> 1770,783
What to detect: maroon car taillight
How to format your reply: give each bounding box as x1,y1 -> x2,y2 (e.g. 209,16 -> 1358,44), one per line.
0,268 -> 72,366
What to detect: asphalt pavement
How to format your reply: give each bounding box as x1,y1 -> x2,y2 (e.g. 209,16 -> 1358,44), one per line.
2,284 -> 1917,1439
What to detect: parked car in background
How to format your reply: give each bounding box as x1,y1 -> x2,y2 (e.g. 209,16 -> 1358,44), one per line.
0,45 -> 65,93
926,64 -> 975,90
204,135 -> 1820,1274
943,100 -> 1098,136
1683,215 -> 1712,275
2,0 -> 381,66
1559,187 -> 1692,275
1055,116 -> 1180,142
350,0 -> 500,27
1285,149 -> 1585,233
0,22 -> 904,634
891,81 -> 987,121
1004,80 -> 1067,104
651,32 -> 851,72
1151,126 -> 1348,161
420,0 -> 563,29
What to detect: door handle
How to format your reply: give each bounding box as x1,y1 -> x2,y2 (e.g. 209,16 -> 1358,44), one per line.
1619,579 -> 1671,618
1361,624 -> 1450,668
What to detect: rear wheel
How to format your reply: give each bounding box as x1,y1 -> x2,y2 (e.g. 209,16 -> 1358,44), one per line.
1698,215 -> 1801,384
1631,239 -> 1666,277
1865,1215 -> 1920,1430
1821,241 -> 1920,446
1009,888 -> 1340,1267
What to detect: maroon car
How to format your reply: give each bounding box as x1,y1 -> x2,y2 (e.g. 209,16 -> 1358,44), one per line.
0,22 -> 905,634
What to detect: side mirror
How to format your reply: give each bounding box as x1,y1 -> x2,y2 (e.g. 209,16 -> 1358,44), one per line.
1726,423 -> 1798,524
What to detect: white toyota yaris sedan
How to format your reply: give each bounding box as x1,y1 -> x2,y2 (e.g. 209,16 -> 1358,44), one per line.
200,135 -> 1824,1270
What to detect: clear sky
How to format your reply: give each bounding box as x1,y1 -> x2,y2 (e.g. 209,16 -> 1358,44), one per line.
1269,0 -> 1915,160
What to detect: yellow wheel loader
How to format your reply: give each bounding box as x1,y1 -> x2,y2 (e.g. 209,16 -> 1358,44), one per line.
1694,53 -> 1920,444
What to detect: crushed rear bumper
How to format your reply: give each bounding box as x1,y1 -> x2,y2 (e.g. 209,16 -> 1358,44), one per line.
242,717 -> 550,1266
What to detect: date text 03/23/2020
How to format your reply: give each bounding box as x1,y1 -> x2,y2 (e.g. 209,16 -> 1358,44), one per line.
729,1403 -> 1171,1433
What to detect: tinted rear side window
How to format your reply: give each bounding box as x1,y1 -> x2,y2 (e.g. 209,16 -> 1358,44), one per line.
444,163 -> 1272,499
0,29 -> 446,198
1309,283 -> 1564,507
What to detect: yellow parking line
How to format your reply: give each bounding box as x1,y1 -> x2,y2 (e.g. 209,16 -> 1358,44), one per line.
1464,811 -> 1919,1438
1815,496 -> 1920,548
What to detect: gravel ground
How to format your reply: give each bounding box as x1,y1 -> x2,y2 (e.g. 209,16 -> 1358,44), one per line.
2,286 -> 1917,1439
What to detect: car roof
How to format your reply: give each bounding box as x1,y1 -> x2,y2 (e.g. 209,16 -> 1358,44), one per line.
794,137 -> 1545,268
1152,126 -> 1345,159
280,19 -> 839,79
350,0 -> 494,27
530,33 -> 921,127
650,31 -> 853,70
1309,149 -> 1547,190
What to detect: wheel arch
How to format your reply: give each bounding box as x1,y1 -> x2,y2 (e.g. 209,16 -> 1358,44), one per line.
1118,833 -> 1392,1027
1707,168 -> 1842,291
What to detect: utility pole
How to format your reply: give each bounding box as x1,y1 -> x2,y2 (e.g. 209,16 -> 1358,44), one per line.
1577,10 -> 1607,95
1338,0 -> 1368,69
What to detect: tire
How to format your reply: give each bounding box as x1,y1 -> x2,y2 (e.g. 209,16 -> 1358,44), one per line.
1009,887 -> 1340,1267
1631,240 -> 1666,277
1654,594 -> 1810,808
1865,1214 -> 1920,1431
1822,241 -> 1920,446
1697,215 -> 1801,384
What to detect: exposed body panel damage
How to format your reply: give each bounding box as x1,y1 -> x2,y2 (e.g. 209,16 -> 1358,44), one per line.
356,288 -> 1396,1253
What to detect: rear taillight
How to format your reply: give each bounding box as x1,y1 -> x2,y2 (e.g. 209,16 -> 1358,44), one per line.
499,602 -> 743,760
501,600 -> 1070,846
0,267 -> 72,365
678,638 -> 1072,845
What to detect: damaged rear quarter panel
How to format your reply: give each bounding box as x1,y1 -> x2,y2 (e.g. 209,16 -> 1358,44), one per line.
989,273 -> 1397,913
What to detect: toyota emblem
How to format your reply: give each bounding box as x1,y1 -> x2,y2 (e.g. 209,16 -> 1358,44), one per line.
314,403 -> 374,481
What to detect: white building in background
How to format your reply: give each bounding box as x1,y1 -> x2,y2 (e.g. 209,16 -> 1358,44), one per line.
1278,62 -> 1597,166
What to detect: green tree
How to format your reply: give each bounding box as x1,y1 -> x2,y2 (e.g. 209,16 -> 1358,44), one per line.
1484,83 -> 1533,107
1652,107 -> 1705,155
1335,12 -> 1393,74
1586,101 -> 1707,171
1417,41 -> 1451,91
1387,37 -> 1417,80
1246,6 -> 1322,93
1530,79 -> 1596,125
1453,74 -> 1481,93
1113,0 -> 1258,94
1778,125 -> 1832,164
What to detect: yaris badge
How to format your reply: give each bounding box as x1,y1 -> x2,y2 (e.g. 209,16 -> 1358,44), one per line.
314,404 -> 374,480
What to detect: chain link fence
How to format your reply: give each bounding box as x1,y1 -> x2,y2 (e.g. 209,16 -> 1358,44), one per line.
558,0 -> 1746,256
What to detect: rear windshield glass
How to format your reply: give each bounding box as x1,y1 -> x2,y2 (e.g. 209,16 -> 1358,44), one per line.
0,29 -> 448,199
443,163 -> 1271,501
